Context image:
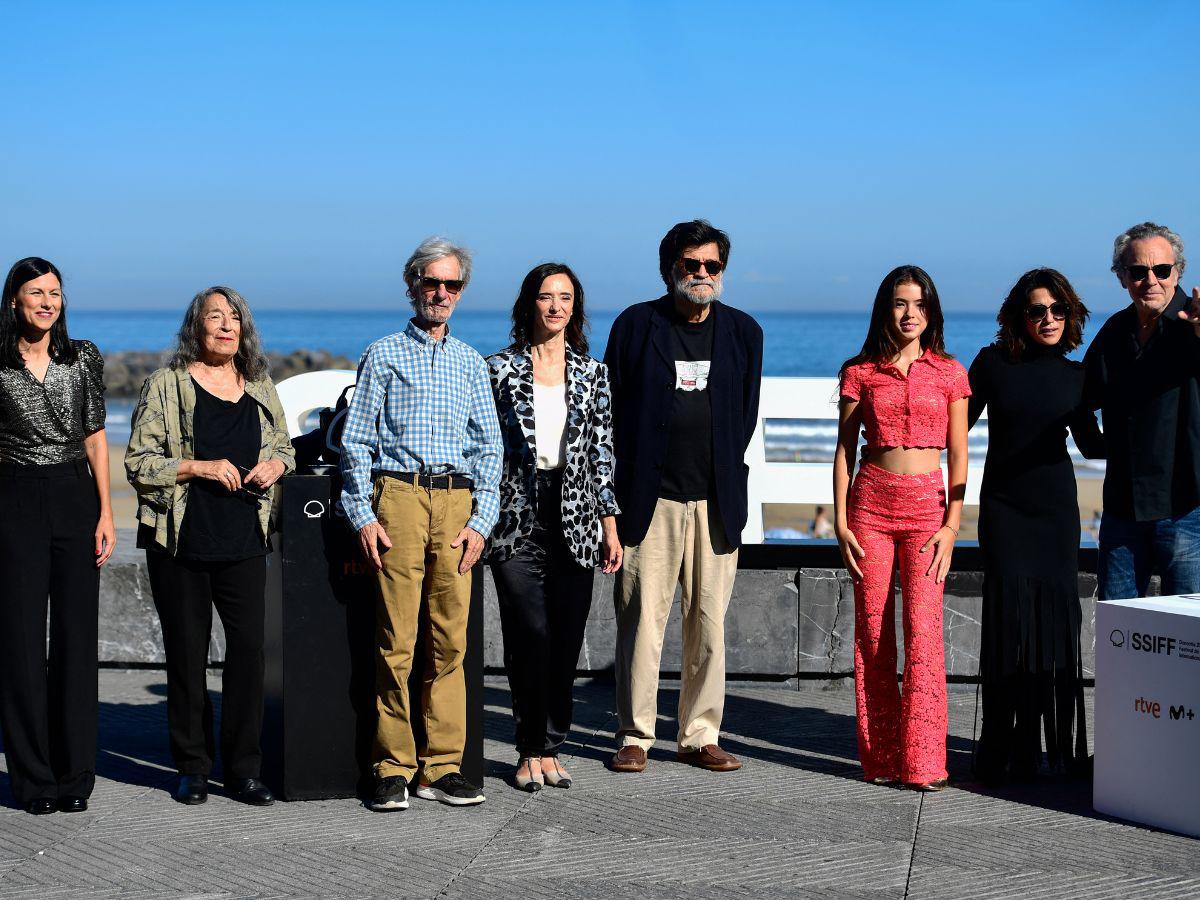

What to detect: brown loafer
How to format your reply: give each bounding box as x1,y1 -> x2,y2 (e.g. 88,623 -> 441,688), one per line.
609,745 -> 647,773
677,744 -> 742,772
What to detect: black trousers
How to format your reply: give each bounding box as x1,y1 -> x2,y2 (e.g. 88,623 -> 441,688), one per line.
146,551 -> 266,780
0,460 -> 99,806
491,469 -> 594,757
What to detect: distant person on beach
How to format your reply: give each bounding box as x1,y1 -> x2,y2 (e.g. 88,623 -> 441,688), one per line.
485,262 -> 622,792
0,257 -> 114,816
605,219 -> 763,775
968,268 -> 1104,785
125,286 -> 295,808
833,265 -> 969,791
1083,222 -> 1200,600
810,505 -> 834,539
339,237 -> 502,811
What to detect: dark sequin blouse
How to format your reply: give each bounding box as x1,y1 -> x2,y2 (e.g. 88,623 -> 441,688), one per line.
0,340 -> 107,466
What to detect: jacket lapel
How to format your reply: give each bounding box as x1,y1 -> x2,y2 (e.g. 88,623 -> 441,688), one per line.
649,295 -> 675,371
513,347 -> 538,464
564,346 -> 588,466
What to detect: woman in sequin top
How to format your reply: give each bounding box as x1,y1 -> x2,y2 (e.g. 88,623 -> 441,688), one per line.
0,257 -> 115,816
833,265 -> 970,792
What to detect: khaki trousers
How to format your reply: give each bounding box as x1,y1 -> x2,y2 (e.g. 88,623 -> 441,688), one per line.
614,497 -> 738,751
372,475 -> 473,782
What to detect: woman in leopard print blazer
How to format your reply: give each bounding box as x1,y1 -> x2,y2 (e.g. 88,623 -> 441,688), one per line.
486,262 -> 621,793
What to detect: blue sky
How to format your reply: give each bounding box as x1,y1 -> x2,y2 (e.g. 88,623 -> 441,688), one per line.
4,1 -> 1197,312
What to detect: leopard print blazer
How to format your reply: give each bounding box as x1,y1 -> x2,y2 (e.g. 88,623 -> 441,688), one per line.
485,344 -> 620,568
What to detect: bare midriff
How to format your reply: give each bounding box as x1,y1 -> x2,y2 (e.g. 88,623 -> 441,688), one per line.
862,445 -> 942,475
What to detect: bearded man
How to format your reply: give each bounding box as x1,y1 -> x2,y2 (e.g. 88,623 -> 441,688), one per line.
603,219 -> 763,774
340,236 -> 501,811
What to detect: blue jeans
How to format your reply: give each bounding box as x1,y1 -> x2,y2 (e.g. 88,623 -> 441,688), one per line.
1098,505 -> 1200,600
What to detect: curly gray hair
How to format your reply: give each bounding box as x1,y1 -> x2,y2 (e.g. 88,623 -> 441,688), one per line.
169,285 -> 269,380
1111,221 -> 1187,282
402,236 -> 473,303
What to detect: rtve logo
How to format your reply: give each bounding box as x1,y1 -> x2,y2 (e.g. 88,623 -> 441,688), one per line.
1133,696 -> 1196,720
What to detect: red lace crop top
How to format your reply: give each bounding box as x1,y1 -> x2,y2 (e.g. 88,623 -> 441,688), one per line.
839,351 -> 971,449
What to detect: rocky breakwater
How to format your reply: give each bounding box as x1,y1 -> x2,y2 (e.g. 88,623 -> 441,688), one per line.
103,349 -> 357,397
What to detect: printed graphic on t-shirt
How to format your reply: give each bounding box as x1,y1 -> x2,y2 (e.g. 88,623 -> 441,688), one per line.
675,360 -> 711,392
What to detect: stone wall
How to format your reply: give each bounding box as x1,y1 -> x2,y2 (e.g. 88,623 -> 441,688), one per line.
99,532 -> 1102,678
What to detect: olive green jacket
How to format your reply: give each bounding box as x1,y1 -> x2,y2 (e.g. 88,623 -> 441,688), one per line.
124,366 -> 296,555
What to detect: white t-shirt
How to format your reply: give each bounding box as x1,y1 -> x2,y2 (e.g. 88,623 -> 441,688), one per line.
533,381 -> 568,470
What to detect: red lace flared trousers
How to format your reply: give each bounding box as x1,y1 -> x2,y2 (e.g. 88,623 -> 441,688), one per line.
848,463 -> 948,784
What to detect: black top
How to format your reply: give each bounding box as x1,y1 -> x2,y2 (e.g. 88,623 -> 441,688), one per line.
969,344 -> 1105,483
603,295 -> 763,548
659,312 -> 715,501
1083,287 -> 1200,521
0,340 -> 106,466
177,378 -> 265,561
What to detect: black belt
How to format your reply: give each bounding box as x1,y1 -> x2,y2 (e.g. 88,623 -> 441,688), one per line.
378,471 -> 473,490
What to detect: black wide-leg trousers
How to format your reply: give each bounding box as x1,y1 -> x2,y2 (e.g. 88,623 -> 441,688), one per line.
145,552 -> 266,780
0,460 -> 100,806
491,469 -> 594,757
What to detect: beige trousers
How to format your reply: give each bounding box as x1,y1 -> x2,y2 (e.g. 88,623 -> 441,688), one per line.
372,475 -> 473,782
614,497 -> 738,751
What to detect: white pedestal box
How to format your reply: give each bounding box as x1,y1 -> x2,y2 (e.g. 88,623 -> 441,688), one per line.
1094,595 -> 1200,838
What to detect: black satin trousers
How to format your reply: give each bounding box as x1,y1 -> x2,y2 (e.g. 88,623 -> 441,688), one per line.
491,469 -> 595,757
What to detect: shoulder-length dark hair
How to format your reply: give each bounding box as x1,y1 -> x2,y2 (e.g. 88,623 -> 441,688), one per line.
1,257 -> 78,368
838,265 -> 950,379
509,262 -> 589,354
995,268 -> 1089,360
169,286 -> 269,380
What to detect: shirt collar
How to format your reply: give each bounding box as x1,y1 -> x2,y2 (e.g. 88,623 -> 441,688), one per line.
405,318 -> 450,347
878,348 -> 933,375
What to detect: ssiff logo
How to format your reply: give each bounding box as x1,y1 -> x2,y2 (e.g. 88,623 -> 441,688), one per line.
1110,629 -> 1125,648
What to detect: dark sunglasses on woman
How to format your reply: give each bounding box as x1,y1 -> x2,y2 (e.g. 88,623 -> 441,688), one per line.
1024,302 -> 1068,322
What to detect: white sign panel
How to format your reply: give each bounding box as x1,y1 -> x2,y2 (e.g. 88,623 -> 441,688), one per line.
1094,595 -> 1200,838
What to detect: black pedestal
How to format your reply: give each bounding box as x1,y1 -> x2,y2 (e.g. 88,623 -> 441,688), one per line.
262,474 -> 484,800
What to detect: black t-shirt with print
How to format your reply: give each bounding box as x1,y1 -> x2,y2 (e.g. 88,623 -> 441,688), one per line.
659,312 -> 714,501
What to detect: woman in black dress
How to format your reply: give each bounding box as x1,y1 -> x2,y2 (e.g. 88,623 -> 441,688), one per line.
967,268 -> 1104,784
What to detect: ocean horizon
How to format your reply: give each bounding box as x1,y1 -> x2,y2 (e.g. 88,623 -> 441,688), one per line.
90,308 -> 1102,475
75,308 -> 1081,376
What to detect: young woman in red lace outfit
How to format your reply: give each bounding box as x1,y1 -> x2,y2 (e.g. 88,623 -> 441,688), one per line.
832,265 -> 970,791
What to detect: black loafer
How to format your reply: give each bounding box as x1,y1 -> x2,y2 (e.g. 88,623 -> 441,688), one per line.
229,778 -> 274,806
25,798 -> 56,816
173,774 -> 209,805
58,797 -> 88,813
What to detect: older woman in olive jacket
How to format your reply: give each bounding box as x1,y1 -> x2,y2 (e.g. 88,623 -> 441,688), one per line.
126,286 -> 294,807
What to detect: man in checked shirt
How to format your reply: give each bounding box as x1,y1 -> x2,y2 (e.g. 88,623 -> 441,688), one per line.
340,236 -> 502,812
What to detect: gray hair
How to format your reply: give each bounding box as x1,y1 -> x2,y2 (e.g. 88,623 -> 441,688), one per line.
170,285 -> 269,380
402,236 -> 473,299
1111,221 -> 1187,279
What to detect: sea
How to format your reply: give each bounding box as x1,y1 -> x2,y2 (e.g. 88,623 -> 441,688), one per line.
77,308 -> 1098,471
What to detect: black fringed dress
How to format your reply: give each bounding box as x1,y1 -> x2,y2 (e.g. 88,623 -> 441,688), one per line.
967,343 -> 1105,781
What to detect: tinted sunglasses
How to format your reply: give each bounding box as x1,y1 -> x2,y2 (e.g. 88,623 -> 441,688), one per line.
235,465 -> 271,503
1025,302 -> 1069,323
680,258 -> 724,276
1124,263 -> 1175,283
419,276 -> 465,295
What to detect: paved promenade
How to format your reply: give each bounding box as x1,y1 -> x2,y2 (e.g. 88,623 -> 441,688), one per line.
0,672 -> 1195,899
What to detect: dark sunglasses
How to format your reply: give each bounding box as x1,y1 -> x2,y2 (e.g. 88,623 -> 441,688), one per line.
1024,302 -> 1069,323
235,465 -> 271,503
1124,263 -> 1175,283
680,258 -> 724,276
419,276 -> 465,295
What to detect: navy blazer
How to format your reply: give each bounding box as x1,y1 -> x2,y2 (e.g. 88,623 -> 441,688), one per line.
603,295 -> 763,548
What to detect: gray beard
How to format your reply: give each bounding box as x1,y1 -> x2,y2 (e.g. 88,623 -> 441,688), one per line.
673,275 -> 722,306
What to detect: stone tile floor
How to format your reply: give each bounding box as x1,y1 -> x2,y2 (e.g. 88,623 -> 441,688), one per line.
0,672 -> 1196,899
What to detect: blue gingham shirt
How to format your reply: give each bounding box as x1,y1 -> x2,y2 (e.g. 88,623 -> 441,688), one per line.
339,319 -> 502,535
